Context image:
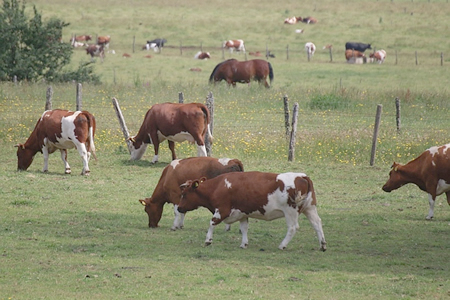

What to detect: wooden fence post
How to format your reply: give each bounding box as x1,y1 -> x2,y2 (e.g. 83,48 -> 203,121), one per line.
395,97 -> 401,133
112,97 -> 131,151
76,83 -> 82,111
283,95 -> 290,137
395,50 -> 398,65
286,45 -> 289,60
180,41 -> 183,56
45,86 -> 53,111
205,91 -> 214,156
415,51 -> 418,65
288,103 -> 299,162
441,52 -> 443,66
132,36 -> 135,53
178,92 -> 184,103
370,104 -> 383,166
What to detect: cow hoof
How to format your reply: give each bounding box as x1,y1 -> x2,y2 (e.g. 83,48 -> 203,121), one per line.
205,241 -> 212,246
82,171 -> 90,176
65,169 -> 71,174
425,216 -> 433,220
278,246 -> 287,250
240,244 -> 248,249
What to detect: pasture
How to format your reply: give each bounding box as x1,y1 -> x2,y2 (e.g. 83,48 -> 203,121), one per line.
1,0 -> 449,298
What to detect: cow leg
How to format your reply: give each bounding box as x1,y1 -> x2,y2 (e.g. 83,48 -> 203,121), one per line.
278,208 -> 299,250
196,143 -> 207,157
168,140 -> 177,161
42,146 -> 50,173
59,149 -> 71,174
151,137 -> 160,163
172,204 -> 185,230
76,143 -> 90,175
426,193 -> 435,220
446,191 -> 450,206
239,218 -> 249,248
205,219 -> 217,246
303,206 -> 327,251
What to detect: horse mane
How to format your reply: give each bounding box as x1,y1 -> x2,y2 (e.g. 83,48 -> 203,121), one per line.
209,59 -> 237,83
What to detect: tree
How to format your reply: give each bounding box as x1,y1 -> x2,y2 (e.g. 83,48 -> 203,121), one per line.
0,0 -> 100,83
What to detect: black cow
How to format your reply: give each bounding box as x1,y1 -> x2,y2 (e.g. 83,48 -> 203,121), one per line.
145,38 -> 167,51
345,42 -> 372,52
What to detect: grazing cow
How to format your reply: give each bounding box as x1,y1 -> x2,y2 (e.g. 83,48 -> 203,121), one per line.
345,49 -> 366,61
305,42 -> 316,60
145,38 -> 167,52
189,68 -> 202,72
122,53 -> 131,58
345,42 -> 372,52
178,171 -> 327,251
15,109 -> 96,176
73,35 -> 92,42
97,35 -> 111,49
194,51 -> 211,60
382,143 -> 450,220
128,102 -> 212,163
139,157 -> 244,230
86,44 -> 104,62
223,39 -> 246,53
369,49 -> 387,64
299,16 -> 318,24
284,16 -> 301,24
70,40 -> 86,48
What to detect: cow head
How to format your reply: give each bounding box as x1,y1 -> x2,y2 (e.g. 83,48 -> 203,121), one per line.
382,162 -> 404,192
15,143 -> 35,171
178,178 -> 206,213
128,136 -> 148,160
139,198 -> 163,228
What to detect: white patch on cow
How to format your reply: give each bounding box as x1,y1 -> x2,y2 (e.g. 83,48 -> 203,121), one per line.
157,130 -> 194,143
218,158 -> 231,166
428,146 -> 439,156
224,178 -> 232,189
170,159 -> 181,169
436,179 -> 450,195
129,138 -> 148,160
276,172 -> 306,190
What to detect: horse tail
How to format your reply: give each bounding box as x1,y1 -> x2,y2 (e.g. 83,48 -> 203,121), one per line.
268,61 -> 274,84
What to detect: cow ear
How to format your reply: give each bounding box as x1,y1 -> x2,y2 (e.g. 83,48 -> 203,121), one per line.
180,180 -> 192,191
139,199 -> 147,206
127,137 -> 136,143
14,143 -> 25,149
192,180 -> 200,189
199,177 -> 207,183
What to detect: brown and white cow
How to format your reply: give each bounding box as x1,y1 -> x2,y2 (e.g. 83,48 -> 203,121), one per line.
97,35 -> 111,48
299,16 -> 318,24
86,44 -> 104,62
178,172 -> 327,251
223,39 -> 245,53
345,49 -> 366,61
194,51 -> 211,60
139,157 -> 244,230
369,49 -> 387,64
382,143 -> 450,220
74,35 -> 92,42
284,16 -> 301,24
15,109 -> 96,176
128,102 -> 213,163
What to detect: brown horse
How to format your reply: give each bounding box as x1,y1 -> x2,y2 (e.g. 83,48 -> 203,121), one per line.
209,59 -> 274,88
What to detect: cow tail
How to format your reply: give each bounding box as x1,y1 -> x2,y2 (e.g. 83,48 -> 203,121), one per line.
200,106 -> 213,142
297,176 -> 316,214
84,112 -> 97,160
268,62 -> 274,84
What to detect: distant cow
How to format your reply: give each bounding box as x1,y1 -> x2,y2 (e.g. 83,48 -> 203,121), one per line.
345,42 -> 372,52
178,171 -> 327,251
128,102 -> 212,163
145,38 -> 167,52
369,49 -> 387,64
139,157 -> 244,230
194,51 -> 211,60
86,44 -> 104,62
284,16 -> 301,24
382,143 -> 450,220
97,35 -> 111,48
299,16 -> 318,24
223,39 -> 245,53
305,42 -> 316,60
345,49 -> 366,61
15,109 -> 96,175
73,35 -> 92,42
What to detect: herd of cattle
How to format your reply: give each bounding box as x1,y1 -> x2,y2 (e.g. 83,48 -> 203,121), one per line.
14,102 -> 450,250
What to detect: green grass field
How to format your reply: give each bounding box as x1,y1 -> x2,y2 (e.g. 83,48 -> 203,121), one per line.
0,0 -> 449,299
